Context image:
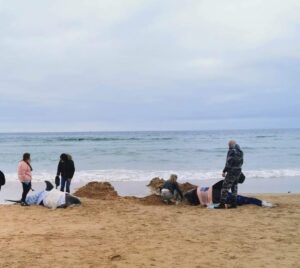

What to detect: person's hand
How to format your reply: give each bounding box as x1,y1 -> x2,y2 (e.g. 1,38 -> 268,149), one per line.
222,172 -> 226,178
55,176 -> 60,188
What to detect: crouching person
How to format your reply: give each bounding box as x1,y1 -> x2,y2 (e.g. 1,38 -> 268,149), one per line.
160,174 -> 183,204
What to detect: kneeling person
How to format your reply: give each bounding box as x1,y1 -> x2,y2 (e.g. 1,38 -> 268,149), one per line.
160,174 -> 183,204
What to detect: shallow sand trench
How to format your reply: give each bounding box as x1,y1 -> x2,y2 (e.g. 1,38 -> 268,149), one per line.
0,183 -> 299,267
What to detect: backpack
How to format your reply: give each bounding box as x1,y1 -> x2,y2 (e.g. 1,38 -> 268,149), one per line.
238,172 -> 246,184
0,171 -> 5,190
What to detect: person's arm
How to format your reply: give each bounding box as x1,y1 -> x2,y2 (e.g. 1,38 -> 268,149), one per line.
69,160 -> 75,179
223,149 -> 235,173
18,162 -> 26,180
175,183 -> 183,198
56,161 -> 62,176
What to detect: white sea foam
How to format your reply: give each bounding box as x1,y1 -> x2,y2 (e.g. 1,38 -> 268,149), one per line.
4,168 -> 300,183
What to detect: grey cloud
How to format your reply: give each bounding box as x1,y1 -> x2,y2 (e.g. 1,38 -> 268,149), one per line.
0,0 -> 299,131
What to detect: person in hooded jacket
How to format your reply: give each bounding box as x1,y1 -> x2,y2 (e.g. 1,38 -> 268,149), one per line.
56,153 -> 75,193
215,140 -> 244,209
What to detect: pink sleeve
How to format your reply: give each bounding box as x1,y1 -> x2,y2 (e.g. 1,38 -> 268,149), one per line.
18,162 -> 26,180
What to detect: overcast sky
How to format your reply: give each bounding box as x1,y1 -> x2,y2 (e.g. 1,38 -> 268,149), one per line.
0,0 -> 299,132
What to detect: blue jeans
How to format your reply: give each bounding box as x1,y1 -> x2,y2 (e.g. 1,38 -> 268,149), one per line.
161,189 -> 181,202
60,177 -> 71,193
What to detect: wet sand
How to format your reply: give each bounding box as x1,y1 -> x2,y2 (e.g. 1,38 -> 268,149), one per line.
0,193 -> 299,267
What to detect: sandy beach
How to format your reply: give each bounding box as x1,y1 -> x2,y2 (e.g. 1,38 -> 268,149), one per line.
1,0 -> 299,266
0,187 -> 299,268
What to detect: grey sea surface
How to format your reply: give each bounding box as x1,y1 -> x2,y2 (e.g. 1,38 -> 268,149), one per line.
0,129 -> 299,194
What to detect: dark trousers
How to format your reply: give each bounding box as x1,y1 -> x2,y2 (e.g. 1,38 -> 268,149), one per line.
220,172 -> 239,204
60,177 -> 71,193
21,182 -> 31,202
227,193 -> 262,206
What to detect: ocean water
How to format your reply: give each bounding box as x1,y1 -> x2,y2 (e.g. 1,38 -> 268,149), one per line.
0,129 -> 300,184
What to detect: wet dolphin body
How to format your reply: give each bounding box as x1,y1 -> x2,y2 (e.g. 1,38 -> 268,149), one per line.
43,181 -> 81,207
5,181 -> 53,204
6,181 -> 81,208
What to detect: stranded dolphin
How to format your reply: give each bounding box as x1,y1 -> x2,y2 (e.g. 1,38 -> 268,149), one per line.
6,181 -> 81,209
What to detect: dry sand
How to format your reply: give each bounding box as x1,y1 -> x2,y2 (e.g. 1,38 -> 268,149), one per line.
0,183 -> 299,268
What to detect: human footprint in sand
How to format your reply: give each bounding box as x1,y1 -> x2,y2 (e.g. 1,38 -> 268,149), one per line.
160,174 -> 183,204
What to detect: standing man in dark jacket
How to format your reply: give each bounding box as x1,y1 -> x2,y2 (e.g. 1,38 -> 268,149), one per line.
215,140 -> 244,209
56,153 -> 75,193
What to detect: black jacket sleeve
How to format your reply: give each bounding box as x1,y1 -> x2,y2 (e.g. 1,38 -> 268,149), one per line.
57,161 -> 62,176
69,160 -> 75,179
174,182 -> 183,198
223,149 -> 235,173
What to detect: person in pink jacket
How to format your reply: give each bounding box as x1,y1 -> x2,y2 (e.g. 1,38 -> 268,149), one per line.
17,153 -> 33,206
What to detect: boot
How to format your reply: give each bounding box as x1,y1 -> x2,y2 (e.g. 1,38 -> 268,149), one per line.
227,203 -> 237,209
21,201 -> 30,207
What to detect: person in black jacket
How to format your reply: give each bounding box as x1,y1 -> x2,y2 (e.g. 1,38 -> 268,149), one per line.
0,170 -> 5,191
160,174 -> 183,204
215,140 -> 244,209
56,153 -> 75,193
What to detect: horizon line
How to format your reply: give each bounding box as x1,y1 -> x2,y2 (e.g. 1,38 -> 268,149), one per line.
0,127 -> 299,134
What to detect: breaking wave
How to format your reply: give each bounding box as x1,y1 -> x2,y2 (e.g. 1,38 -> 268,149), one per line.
4,168 -> 300,183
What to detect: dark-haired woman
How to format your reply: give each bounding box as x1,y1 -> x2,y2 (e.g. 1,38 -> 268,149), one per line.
56,153 -> 75,193
17,153 -> 33,206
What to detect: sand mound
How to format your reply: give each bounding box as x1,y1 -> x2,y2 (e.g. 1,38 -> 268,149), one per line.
147,177 -> 165,194
74,182 -> 119,200
180,182 -> 197,192
124,194 -> 164,206
137,194 -> 163,206
147,177 -> 197,194
74,179 -> 197,206
74,182 -> 162,205
147,177 -> 165,188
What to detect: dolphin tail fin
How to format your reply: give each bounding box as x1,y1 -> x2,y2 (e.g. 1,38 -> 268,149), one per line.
5,199 -> 21,203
